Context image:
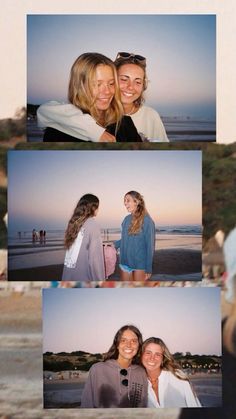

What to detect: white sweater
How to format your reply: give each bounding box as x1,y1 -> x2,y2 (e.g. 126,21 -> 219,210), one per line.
37,101 -> 104,142
37,101 -> 168,142
130,105 -> 169,142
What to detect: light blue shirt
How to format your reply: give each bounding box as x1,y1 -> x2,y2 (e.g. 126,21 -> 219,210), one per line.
115,214 -> 155,273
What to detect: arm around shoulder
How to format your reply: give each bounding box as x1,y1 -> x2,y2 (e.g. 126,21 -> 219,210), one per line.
37,101 -> 105,141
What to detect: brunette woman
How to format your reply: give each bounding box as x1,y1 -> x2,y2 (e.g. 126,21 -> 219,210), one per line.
62,194 -> 105,281
81,325 -> 147,408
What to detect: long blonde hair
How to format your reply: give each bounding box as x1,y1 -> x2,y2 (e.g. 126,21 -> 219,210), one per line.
125,191 -> 147,235
64,194 -> 99,250
142,337 -> 188,381
68,52 -> 123,129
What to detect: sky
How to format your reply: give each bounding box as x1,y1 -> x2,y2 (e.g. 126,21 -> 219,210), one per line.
42,287 -> 221,355
8,150 -> 202,232
27,14 -> 216,119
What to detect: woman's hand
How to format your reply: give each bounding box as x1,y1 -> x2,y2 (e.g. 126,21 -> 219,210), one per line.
145,273 -> 152,280
99,131 -> 116,142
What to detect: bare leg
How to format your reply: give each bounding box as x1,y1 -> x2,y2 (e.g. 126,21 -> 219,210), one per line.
120,269 -> 132,281
133,270 -> 146,281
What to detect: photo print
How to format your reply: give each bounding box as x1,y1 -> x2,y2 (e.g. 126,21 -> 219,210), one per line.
27,14 -> 216,143
8,150 -> 202,282
42,287 -> 222,409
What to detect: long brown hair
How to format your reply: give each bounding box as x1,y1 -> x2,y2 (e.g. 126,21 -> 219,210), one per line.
125,191 -> 147,235
142,337 -> 188,381
64,194 -> 99,249
68,52 -> 123,129
104,324 -> 143,364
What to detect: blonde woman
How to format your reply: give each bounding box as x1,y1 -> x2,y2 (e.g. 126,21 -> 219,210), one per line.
37,52 -> 141,142
141,337 -> 201,408
62,194 -> 105,281
37,52 -> 168,142
115,191 -> 155,281
114,52 -> 168,141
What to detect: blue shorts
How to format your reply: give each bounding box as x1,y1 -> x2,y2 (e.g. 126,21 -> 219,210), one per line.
119,263 -> 135,273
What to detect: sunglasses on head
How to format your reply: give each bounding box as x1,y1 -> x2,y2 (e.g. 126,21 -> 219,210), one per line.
120,368 -> 129,386
116,52 -> 146,64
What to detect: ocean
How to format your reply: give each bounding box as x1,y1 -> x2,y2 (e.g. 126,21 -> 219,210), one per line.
8,226 -> 202,271
27,118 -> 216,142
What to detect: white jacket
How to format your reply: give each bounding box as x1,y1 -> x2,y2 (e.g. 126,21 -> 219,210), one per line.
147,370 -> 201,408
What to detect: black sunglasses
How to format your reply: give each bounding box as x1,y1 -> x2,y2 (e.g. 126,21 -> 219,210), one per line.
116,52 -> 146,64
120,368 -> 129,386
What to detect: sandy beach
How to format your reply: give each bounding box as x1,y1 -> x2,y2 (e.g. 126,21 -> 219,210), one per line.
8,247 -> 202,282
0,287 -> 225,417
43,370 -> 221,409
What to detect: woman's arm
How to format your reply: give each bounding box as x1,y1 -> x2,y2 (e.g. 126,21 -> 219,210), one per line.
144,217 -> 156,274
114,239 -> 121,249
37,101 -> 116,142
131,106 -> 169,142
88,221 -> 106,280
80,367 -> 96,408
183,380 -> 201,407
99,131 -> 116,142
149,110 -> 169,142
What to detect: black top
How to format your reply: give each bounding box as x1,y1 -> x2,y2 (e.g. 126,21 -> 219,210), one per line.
106,116 -> 142,142
43,127 -> 88,142
43,115 -> 142,142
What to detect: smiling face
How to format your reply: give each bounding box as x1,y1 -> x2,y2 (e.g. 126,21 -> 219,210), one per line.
117,329 -> 139,365
117,63 -> 145,113
124,194 -> 138,214
91,64 -> 115,113
142,343 -> 164,374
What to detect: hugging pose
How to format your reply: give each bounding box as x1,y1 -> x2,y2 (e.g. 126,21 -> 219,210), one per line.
62,191 -> 155,281
37,52 -> 169,142
81,324 -> 201,408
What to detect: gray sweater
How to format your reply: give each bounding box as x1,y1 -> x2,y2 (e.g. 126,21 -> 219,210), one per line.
62,217 -> 105,281
81,359 -> 148,408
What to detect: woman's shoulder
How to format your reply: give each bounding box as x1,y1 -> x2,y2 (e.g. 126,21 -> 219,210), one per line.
88,361 -> 105,375
122,214 -> 132,223
162,369 -> 188,385
137,105 -> 162,119
144,214 -> 155,225
82,217 -> 100,234
83,217 -> 98,226
130,363 -> 147,374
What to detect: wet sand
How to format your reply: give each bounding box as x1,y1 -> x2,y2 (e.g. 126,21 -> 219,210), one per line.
8,248 -> 201,282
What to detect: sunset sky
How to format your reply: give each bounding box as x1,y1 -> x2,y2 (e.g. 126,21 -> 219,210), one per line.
43,287 -> 221,355
27,14 -> 216,119
1,1 -> 235,143
8,150 -> 202,232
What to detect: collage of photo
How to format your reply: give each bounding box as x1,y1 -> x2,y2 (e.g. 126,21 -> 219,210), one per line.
1,4 -> 236,419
